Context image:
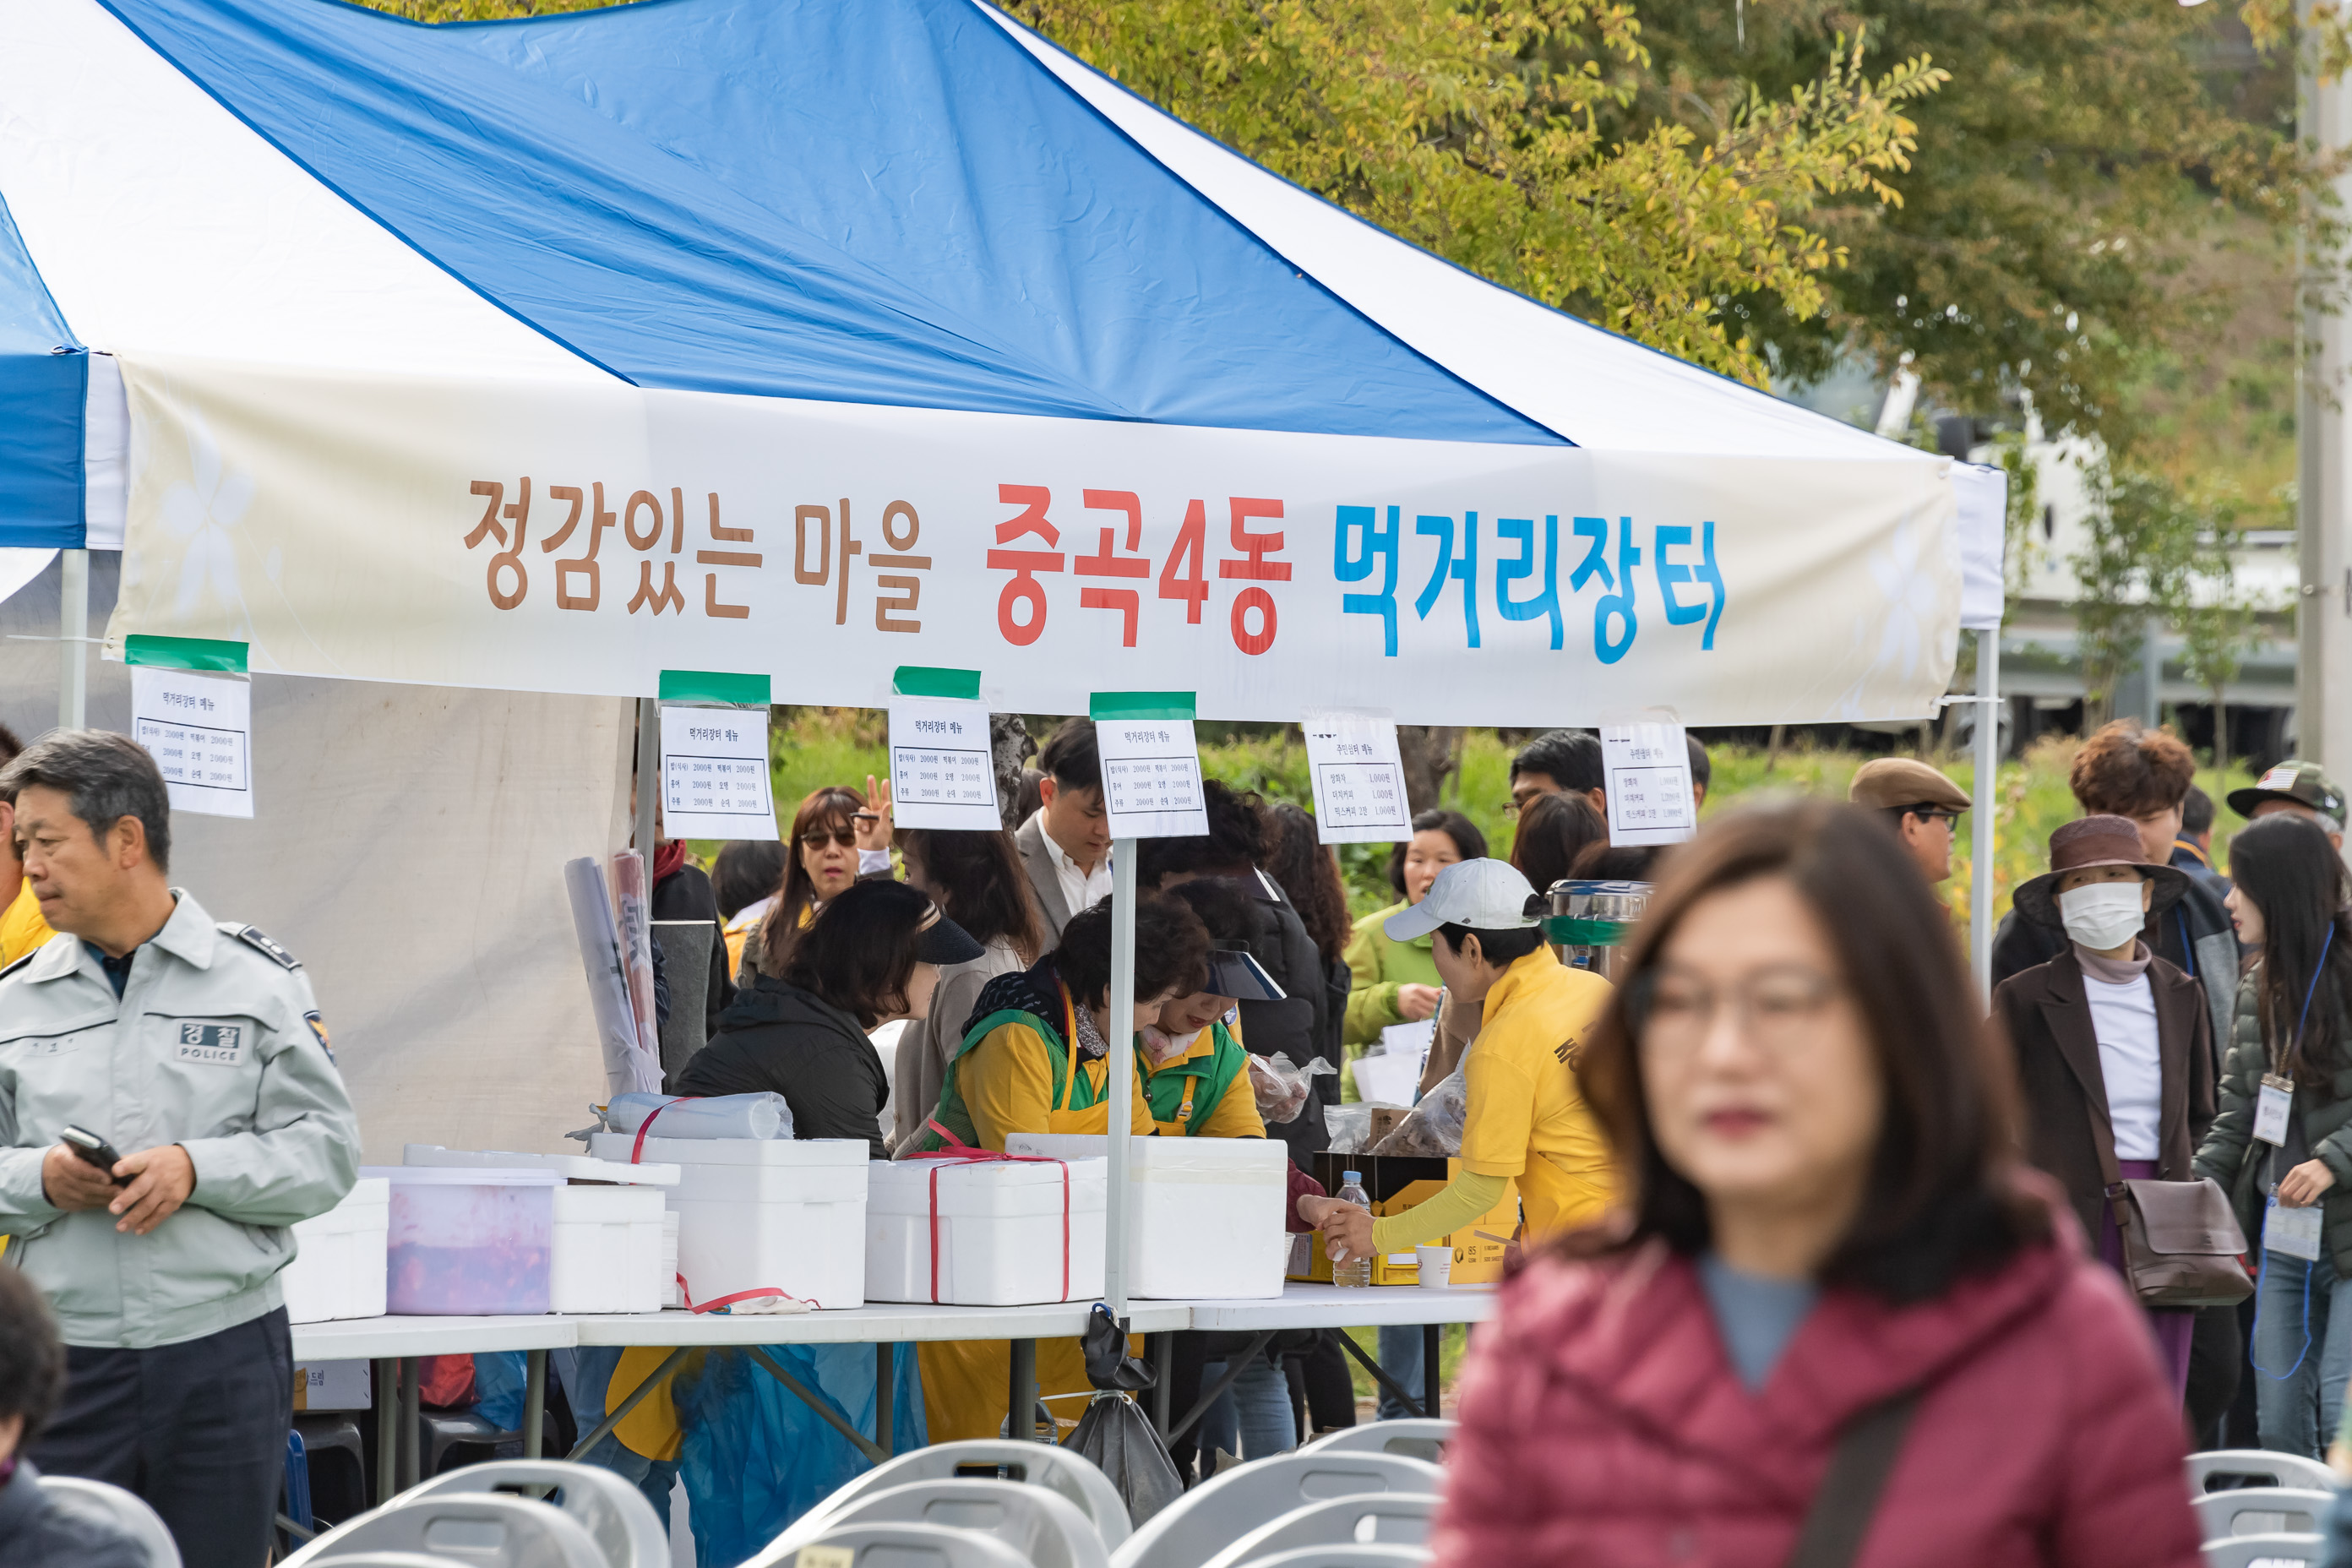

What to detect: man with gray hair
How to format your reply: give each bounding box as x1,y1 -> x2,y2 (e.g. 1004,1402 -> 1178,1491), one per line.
0,730 -> 359,1568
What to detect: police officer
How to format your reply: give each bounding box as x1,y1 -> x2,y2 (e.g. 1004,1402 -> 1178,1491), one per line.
0,730 -> 359,1568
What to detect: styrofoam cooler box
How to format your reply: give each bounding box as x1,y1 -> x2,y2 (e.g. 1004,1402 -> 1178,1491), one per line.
1005,1135 -> 1289,1298
369,1165 -> 558,1315
662,1211 -> 681,1309
591,1135 -> 869,1309
406,1147 -> 672,1313
282,1177 -> 389,1324
867,1157 -> 1107,1305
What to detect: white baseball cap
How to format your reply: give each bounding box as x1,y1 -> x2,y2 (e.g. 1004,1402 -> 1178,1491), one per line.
1383,858 -> 1541,941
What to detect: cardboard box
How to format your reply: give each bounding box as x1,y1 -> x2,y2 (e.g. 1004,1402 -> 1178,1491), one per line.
293,1359 -> 372,1412
1364,1106 -> 1410,1148
1295,1154 -> 1519,1286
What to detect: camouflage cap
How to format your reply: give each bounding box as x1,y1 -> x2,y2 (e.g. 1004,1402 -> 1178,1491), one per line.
2228,760 -> 2347,830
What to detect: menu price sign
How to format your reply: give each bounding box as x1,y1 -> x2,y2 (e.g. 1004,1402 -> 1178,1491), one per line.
1098,719 -> 1209,839
660,705 -> 777,841
132,666 -> 253,819
1302,710 -> 1411,843
1600,713 -> 1696,847
888,698 -> 999,830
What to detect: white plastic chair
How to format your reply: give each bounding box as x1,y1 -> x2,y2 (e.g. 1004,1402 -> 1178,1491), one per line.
400,1460 -> 669,1568
1109,1451 -> 1443,1568
2202,1532 -> 2327,1568
801,1479 -> 1108,1568
2193,1487 -> 2336,1543
761,1438 -> 1131,1560
2188,1451 -> 2342,1496
36,1474 -> 183,1568
308,1557 -> 482,1568
1227,1550 -> 1428,1568
281,1492 -> 607,1568
1299,1423 -> 1454,1466
791,1520 -> 1038,1568
1199,1494 -> 1439,1568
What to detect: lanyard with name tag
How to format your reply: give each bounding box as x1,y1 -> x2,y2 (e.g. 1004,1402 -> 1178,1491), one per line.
2257,1073 -> 2296,1146
2267,1195 -> 2327,1260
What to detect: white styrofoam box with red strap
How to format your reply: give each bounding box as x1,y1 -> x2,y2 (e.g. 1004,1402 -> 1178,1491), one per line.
1005,1135 -> 1290,1298
406,1146 -> 671,1313
866,1155 -> 1108,1305
588,1133 -> 869,1309
283,1177 -> 389,1324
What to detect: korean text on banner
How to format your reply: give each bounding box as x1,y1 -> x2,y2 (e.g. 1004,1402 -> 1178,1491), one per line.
1096,719 -> 1208,840
888,698 -> 999,830
130,665 -> 253,819
658,705 -> 777,841
1302,710 -> 1411,844
1600,715 -> 1696,848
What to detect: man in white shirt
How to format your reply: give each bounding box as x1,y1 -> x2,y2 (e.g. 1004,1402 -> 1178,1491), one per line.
1015,719 -> 1113,950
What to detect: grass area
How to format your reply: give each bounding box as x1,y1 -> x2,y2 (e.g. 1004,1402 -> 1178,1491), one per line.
1342,1322 -> 1470,1406
707,710 -> 2262,928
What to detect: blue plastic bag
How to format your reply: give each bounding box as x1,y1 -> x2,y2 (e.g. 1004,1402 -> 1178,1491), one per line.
672,1342 -> 926,1567
471,1350 -> 529,1431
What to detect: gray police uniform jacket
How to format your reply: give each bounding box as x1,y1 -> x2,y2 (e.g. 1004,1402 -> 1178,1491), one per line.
0,890 -> 360,1348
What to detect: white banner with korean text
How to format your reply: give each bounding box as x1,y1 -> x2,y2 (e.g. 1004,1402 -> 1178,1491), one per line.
105,356 -> 1962,726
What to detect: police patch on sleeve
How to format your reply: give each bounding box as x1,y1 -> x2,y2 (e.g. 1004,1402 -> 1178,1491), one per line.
230,924 -> 302,970
305,1010 -> 335,1064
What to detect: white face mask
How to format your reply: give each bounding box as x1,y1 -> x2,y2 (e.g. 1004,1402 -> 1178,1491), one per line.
2058,880 -> 2146,950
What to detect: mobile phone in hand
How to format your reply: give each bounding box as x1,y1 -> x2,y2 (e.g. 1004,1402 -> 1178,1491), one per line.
60,1124 -> 131,1186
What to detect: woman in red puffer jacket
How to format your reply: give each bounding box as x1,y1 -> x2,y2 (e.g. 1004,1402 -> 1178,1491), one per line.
1429,801 -> 2202,1568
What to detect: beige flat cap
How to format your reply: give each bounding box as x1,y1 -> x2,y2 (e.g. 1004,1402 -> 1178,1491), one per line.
1848,756 -> 1972,814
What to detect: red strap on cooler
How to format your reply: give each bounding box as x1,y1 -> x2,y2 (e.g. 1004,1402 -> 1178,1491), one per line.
629,1096 -> 702,1164
908,1122 -> 1070,1304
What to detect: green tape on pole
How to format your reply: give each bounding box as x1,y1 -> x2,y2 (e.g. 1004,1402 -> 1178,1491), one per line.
123,635 -> 248,673
657,670 -> 770,705
1541,917 -> 1634,948
1089,690 -> 1196,721
892,666 -> 982,700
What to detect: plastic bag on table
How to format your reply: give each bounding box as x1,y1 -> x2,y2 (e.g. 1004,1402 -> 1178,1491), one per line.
1370,1066 -> 1468,1157
600,1091 -> 793,1141
672,1340 -> 927,1567
1246,1052 -> 1336,1125
1323,1102 -> 1375,1155
1065,1391 -> 1183,1527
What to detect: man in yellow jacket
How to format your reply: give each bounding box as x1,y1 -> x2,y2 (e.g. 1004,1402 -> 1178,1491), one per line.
1304,858 -> 1614,1259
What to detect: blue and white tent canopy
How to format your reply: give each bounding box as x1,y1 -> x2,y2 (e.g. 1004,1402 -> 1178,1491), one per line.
0,0 -> 2001,724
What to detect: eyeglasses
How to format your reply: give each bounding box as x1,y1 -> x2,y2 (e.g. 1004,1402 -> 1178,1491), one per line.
1909,808 -> 1963,825
800,826 -> 858,848
1631,964 -> 1846,1054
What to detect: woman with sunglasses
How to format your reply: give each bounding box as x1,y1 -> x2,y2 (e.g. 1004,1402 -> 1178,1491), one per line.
739,781 -> 895,982
1430,802 -> 2201,1568
2194,811 -> 2352,1456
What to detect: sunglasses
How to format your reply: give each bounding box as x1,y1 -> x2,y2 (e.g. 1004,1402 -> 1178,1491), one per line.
799,826 -> 858,848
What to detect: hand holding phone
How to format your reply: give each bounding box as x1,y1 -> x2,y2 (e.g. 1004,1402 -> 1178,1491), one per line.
60,1124 -> 131,1186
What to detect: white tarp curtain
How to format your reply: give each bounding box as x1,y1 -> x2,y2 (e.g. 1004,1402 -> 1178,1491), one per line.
0,554 -> 628,1162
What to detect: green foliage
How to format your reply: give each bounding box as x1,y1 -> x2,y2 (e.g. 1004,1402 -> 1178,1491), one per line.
1010,0 -> 1943,384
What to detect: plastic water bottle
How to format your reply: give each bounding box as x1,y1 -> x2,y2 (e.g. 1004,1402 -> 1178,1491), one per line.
1332,1171 -> 1372,1288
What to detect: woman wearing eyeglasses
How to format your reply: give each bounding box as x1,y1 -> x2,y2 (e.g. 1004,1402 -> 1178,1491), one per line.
1992,815 -> 2215,1401
1429,802 -> 2201,1568
739,781 -> 896,982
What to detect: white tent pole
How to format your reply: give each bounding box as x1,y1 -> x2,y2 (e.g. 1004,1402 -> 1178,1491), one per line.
1105,838 -> 1136,1321
1971,629 -> 2001,999
634,697 -> 658,863
57,547 -> 87,729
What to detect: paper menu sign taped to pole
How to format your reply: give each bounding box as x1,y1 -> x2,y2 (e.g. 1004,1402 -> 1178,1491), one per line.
659,705 -> 777,841
1302,710 -> 1412,843
887,698 -> 1000,830
131,665 -> 253,818
1600,714 -> 1696,847
1097,717 -> 1210,839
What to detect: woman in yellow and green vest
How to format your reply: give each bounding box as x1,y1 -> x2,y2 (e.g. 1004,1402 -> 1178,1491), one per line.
899,892 -> 1211,1441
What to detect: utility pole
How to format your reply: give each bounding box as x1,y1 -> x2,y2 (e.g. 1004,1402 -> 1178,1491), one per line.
2299,0 -> 2352,777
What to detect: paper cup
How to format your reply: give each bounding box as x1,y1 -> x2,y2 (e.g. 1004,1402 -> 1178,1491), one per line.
1415,1244 -> 1455,1288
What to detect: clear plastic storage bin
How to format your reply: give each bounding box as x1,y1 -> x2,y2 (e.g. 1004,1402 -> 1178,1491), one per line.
367,1165 -> 558,1315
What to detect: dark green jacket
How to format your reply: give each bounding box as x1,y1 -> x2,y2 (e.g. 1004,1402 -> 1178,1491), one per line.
2193,966 -> 2352,1272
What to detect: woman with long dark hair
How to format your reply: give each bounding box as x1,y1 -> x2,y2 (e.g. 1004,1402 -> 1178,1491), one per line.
742,784 -> 892,981
887,827 -> 1049,1152
2196,810 -> 2352,1455
1511,787 -> 1609,900
1430,801 -> 2201,1567
1262,800 -> 1353,967
677,879 -> 982,1158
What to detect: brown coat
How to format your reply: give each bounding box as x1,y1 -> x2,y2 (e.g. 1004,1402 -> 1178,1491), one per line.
1992,948 -> 2215,1250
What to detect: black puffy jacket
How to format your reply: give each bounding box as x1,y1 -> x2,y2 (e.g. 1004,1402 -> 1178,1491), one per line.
671,976 -> 887,1157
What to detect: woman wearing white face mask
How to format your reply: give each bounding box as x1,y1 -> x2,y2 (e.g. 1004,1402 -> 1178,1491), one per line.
1993,814 -> 2217,1398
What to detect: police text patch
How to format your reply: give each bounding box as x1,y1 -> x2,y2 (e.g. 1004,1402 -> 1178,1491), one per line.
175,1021 -> 247,1065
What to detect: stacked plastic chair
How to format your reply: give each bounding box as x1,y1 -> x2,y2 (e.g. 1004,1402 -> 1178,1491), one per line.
279,1458 -> 666,1568
2186,1450 -> 2339,1568
1110,1451 -> 1442,1568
